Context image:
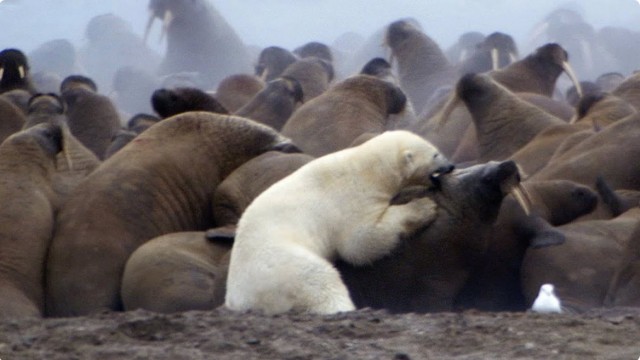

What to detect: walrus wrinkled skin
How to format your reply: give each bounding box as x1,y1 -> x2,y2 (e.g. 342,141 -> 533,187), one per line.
45,112 -> 298,317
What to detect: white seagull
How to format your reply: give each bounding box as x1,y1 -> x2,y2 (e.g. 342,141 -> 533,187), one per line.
531,283 -> 562,313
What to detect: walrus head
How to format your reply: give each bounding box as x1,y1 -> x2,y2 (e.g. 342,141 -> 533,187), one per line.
145,0 -> 202,44
27,93 -> 65,115
530,43 -> 583,98
0,48 -> 30,90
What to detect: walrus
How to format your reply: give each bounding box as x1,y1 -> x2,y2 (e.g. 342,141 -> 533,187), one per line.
293,41 -> 333,63
0,48 -> 36,94
281,74 -> 407,157
532,112 -> 640,190
360,57 -> 418,130
212,151 -> 314,228
234,76 -> 304,131
151,87 -> 229,118
121,231 -> 232,313
604,221 -> 640,307
505,92 -> 634,177
23,93 -> 66,130
213,74 -> 265,113
45,112 -> 299,317
565,81 -> 601,107
612,71 -> 640,111
413,42 -> 583,160
281,57 -> 334,102
121,151 -> 313,314
511,93 -> 636,175
572,92 -> 637,129
60,74 -> 97,93
337,160 -> 529,313
0,123 -> 64,319
60,75 -> 122,160
445,73 -> 565,162
145,0 -> 252,88
596,72 -> 625,92
82,13 -> 161,93
459,31 -> 518,74
255,46 -> 298,82
127,113 -> 162,134
521,207 -> 640,312
490,43 -> 583,98
1,88 -> 31,114
0,95 -> 27,143
384,19 -> 456,115
104,129 -> 138,159
445,31 -> 485,65
456,179 -> 597,311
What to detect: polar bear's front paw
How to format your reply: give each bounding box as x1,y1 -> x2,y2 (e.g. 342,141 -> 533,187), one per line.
400,197 -> 438,233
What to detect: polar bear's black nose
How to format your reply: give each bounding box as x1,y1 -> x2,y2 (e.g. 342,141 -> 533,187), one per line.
432,163 -> 455,178
429,163 -> 455,190
439,163 -> 455,175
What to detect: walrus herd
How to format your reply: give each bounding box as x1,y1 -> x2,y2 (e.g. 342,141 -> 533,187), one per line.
0,1 -> 639,318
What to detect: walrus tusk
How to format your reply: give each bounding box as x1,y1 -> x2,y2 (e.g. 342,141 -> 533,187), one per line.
511,183 -> 533,216
159,10 -> 174,44
562,61 -> 583,99
508,52 -> 518,64
491,48 -> 500,70
18,65 -> 25,79
61,124 -> 74,172
388,50 -> 396,70
459,49 -> 468,63
259,67 -> 269,82
143,10 -> 155,45
432,90 -> 460,129
0,67 -> 4,80
568,114 -> 578,124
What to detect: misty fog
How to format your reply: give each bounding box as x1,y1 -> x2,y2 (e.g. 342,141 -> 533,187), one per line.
0,0 -> 638,97
1,1 -> 639,52
0,0 -> 640,51
217,0 -> 640,52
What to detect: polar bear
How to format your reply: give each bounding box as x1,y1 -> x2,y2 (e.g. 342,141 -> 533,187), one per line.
224,130 -> 454,315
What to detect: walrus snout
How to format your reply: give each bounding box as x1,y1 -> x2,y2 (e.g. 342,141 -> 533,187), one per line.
29,122 -> 64,156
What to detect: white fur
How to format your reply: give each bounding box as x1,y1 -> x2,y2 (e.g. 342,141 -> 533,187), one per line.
225,130 -> 451,314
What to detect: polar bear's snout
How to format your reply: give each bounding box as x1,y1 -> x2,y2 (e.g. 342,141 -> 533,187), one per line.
434,163 -> 455,177
429,160 -> 455,190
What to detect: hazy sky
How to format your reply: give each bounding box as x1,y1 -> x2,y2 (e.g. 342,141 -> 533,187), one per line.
0,0 -> 639,56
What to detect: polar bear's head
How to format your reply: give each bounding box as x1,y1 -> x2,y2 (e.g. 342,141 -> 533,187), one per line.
401,136 -> 454,189
368,130 -> 454,189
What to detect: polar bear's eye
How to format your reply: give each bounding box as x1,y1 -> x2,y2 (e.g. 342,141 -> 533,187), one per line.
433,153 -> 439,159
404,150 -> 414,162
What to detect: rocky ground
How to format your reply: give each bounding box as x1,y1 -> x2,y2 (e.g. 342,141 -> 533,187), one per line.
1,307 -> 640,359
